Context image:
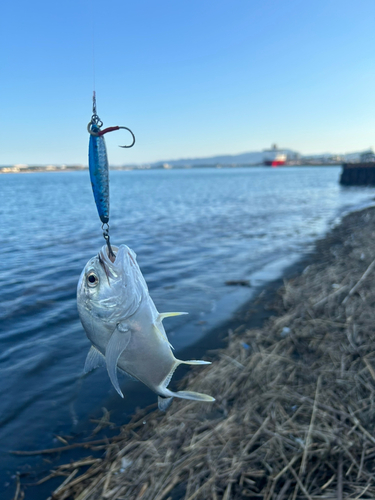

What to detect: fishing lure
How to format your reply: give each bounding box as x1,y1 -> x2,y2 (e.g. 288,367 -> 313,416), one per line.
87,92 -> 135,254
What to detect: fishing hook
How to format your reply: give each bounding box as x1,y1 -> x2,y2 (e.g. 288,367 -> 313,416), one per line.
90,91 -> 103,127
87,123 -> 136,148
102,223 -> 116,261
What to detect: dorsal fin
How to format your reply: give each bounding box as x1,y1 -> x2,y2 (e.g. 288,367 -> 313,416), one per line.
153,324 -> 174,349
158,312 -> 188,322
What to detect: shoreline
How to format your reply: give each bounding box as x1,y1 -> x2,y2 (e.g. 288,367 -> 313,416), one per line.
0,164 -> 343,174
10,205 -> 375,499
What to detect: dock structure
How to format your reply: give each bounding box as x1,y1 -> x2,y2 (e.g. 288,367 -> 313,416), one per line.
340,162 -> 375,186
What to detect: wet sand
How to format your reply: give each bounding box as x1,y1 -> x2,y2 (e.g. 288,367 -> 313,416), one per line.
11,206 -> 375,499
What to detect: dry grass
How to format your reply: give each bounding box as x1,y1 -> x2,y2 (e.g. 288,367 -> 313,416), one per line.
20,207 -> 375,499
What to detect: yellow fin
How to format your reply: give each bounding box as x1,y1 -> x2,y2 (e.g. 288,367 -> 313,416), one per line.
164,389 -> 215,402
153,324 -> 166,340
153,324 -> 174,349
158,312 -> 188,321
180,359 -> 211,365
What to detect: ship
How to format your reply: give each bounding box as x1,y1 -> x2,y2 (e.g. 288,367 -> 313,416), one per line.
263,144 -> 287,167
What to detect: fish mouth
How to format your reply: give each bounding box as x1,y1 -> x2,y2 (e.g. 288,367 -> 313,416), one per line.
98,244 -> 137,282
99,244 -> 118,262
98,245 -> 120,281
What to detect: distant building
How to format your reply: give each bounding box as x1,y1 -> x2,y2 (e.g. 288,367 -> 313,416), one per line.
360,149 -> 375,163
329,155 -> 344,162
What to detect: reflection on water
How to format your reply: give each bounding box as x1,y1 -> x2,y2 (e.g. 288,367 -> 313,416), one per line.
0,166 -> 373,491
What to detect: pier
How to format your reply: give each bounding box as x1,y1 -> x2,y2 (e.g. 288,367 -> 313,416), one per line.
340,162 -> 375,186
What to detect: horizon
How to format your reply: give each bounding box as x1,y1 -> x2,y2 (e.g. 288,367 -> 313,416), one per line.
1,145 -> 372,168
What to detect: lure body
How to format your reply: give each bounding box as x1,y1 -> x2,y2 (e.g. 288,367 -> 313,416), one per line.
77,244 -> 215,411
88,124 -> 110,224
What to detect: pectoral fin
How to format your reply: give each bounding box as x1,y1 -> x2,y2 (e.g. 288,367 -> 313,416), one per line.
105,326 -> 131,398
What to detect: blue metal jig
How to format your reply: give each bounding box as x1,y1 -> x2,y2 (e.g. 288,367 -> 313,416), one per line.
88,121 -> 110,224
87,92 -> 135,257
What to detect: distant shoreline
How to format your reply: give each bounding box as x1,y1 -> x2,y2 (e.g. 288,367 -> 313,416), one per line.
0,163 -> 343,174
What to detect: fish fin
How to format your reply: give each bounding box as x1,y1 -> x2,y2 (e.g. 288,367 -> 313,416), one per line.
153,324 -> 174,350
158,396 -> 173,412
157,358 -> 214,404
179,359 -> 212,366
105,326 -> 131,398
161,360 -> 180,391
158,312 -> 188,321
161,359 -> 211,390
158,358 -> 212,399
154,313 -> 188,348
164,389 -> 215,403
84,346 -> 105,374
153,324 -> 166,340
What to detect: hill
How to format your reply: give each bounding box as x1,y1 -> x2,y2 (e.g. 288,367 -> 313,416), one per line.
150,149 -> 298,168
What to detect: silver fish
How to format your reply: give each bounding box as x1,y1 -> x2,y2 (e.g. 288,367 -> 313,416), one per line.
77,244 -> 215,411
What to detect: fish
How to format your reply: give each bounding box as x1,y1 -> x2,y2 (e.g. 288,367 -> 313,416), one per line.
88,123 -> 110,224
77,244 -> 215,411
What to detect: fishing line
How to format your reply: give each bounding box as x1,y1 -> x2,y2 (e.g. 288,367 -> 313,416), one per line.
91,0 -> 96,93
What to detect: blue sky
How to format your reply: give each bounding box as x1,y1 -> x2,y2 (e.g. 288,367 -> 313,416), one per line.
1,0 -> 374,165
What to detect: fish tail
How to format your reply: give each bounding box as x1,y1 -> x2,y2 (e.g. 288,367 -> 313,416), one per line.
158,396 -> 173,412
157,358 -> 214,405
179,359 -> 212,365
161,359 -> 211,391
164,389 -> 215,403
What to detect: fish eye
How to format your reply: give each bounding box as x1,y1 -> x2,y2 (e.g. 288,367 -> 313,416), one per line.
87,272 -> 99,288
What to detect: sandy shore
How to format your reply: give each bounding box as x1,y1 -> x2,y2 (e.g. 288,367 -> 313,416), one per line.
13,206 -> 375,500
